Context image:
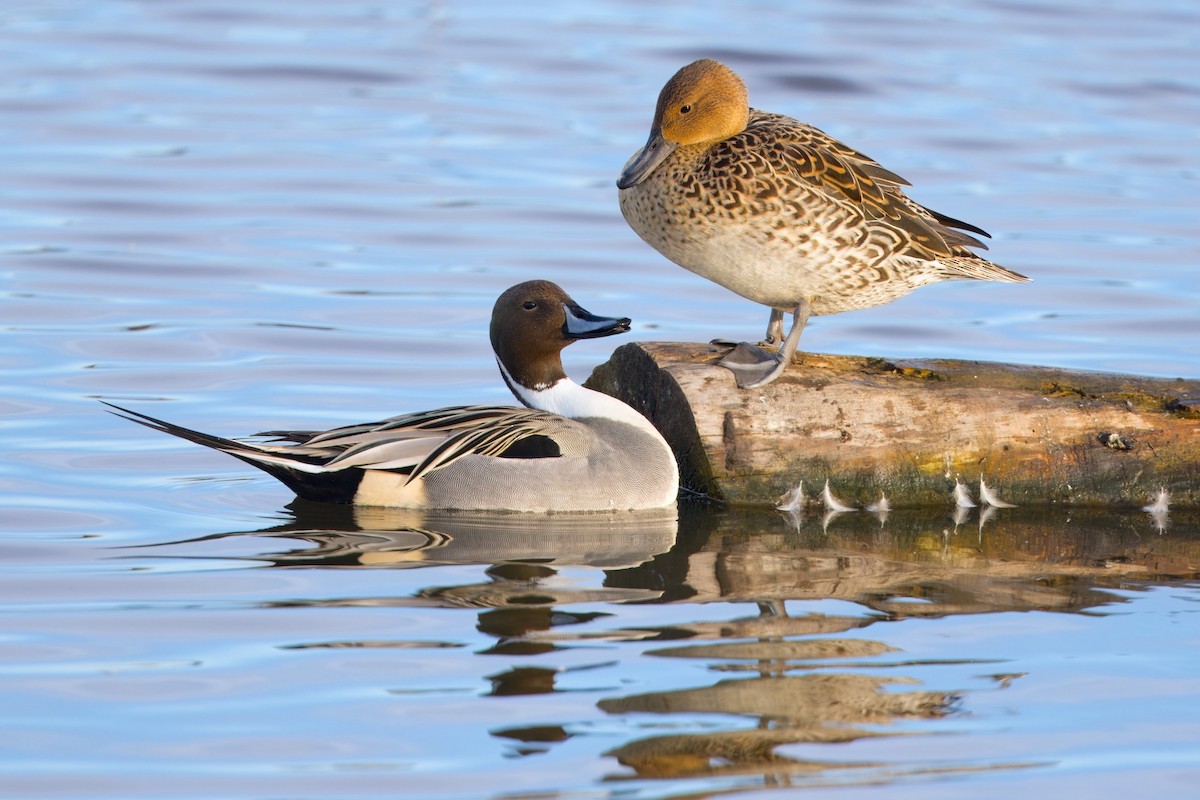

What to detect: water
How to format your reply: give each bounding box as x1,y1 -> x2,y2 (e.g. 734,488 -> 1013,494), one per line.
2,0 -> 1198,797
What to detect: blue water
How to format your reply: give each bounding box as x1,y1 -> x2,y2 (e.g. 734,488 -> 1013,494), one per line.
2,1 -> 1199,798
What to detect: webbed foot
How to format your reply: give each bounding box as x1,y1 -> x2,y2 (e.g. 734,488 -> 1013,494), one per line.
717,342 -> 788,389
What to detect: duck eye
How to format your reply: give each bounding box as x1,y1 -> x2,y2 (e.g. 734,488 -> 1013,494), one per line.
679,104 -> 692,114
522,301 -> 538,310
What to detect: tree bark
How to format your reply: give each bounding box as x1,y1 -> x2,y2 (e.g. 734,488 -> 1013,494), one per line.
585,342 -> 1200,508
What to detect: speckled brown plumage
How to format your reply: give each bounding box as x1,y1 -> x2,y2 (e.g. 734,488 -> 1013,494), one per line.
621,106 -> 1027,316
617,59 -> 1029,360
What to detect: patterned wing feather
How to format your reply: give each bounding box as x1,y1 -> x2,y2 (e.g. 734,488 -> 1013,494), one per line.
723,111 -> 1004,263
404,410 -> 571,482
261,405 -> 573,481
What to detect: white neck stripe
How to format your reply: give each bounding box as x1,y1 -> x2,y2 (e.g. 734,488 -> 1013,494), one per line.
497,358 -> 659,432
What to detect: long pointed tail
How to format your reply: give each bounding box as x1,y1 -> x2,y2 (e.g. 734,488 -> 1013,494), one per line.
103,402 -> 363,503
103,402 -> 265,458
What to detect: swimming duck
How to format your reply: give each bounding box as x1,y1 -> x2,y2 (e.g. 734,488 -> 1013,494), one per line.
618,58 -> 1030,388
106,281 -> 679,512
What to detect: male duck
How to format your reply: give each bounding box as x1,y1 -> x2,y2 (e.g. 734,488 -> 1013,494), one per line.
107,281 -> 679,512
618,58 -> 1030,389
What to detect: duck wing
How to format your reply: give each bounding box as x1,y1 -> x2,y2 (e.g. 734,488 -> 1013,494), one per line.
720,110 -> 1002,263
319,406 -> 577,480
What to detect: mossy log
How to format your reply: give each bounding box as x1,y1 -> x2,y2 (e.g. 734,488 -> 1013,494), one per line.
585,342 -> 1200,508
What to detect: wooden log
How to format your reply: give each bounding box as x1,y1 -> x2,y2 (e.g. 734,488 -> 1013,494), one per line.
585,342 -> 1200,508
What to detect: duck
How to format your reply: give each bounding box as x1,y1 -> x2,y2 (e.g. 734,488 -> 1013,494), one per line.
105,280 -> 680,512
617,58 -> 1030,389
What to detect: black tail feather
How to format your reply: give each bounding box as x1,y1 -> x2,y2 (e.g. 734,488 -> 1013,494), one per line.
103,402 -> 257,456
103,402 -> 363,504
928,208 -> 992,242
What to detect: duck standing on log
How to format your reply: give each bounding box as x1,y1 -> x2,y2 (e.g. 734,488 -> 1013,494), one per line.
618,58 -> 1030,389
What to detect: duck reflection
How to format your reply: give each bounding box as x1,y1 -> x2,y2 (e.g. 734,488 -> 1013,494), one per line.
581,506 -> 1198,782
602,676 -> 956,780
141,501 -> 1198,781
143,502 -> 684,668
592,597 -> 960,781
248,500 -> 682,573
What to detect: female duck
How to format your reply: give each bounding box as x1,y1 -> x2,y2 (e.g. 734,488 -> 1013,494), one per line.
618,59 -> 1029,388
108,281 -> 679,512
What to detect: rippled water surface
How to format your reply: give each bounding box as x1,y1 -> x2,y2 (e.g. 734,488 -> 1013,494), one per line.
3,1 -> 1198,798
